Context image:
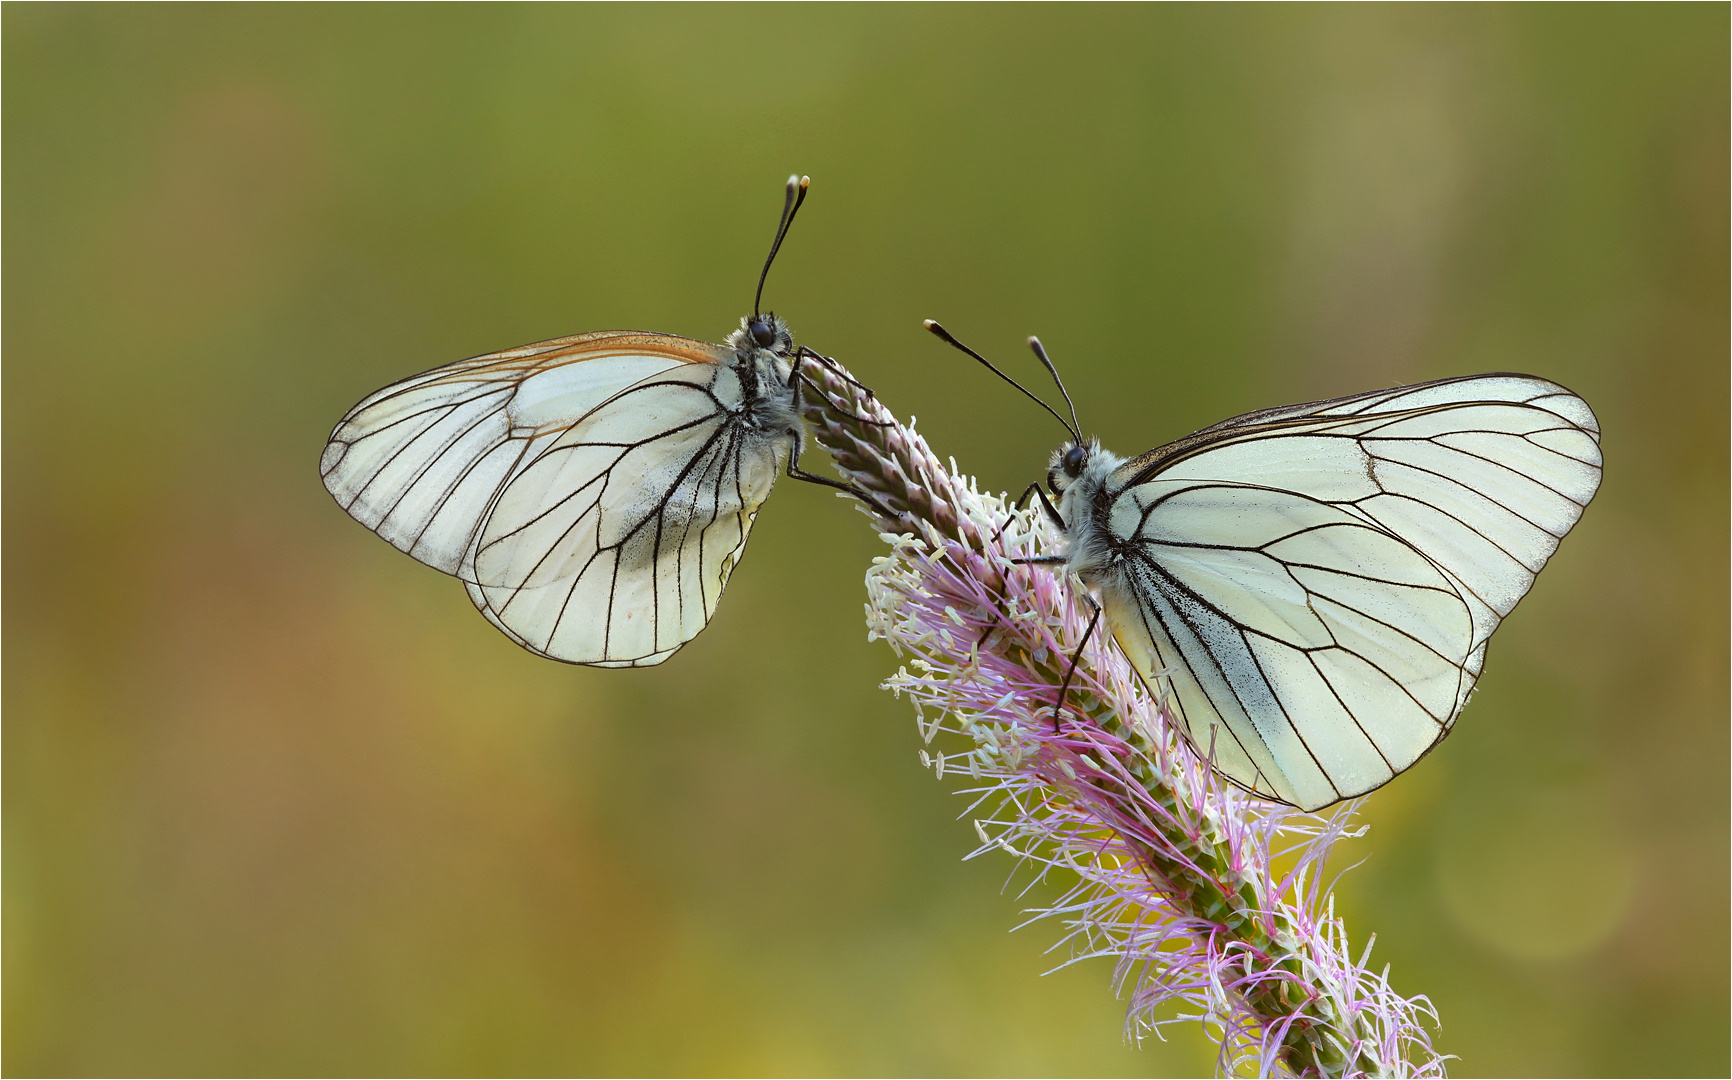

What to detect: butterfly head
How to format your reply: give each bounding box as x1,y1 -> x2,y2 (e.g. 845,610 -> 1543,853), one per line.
731,313 -> 794,358
1048,437 -> 1101,497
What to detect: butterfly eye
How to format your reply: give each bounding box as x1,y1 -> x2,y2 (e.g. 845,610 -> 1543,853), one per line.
1062,444 -> 1088,477
749,318 -> 777,348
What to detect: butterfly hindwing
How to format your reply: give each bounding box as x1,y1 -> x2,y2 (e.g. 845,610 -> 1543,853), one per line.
1101,373 -> 1602,810
464,361 -> 789,668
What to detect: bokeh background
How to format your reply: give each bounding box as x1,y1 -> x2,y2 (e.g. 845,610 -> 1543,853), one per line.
6,5 -> 1726,1076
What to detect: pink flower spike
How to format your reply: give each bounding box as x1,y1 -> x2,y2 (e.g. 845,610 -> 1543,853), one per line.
801,355 -> 1450,1078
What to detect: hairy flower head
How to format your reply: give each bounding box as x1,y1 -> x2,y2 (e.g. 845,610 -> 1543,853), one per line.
798,354 -> 1449,1078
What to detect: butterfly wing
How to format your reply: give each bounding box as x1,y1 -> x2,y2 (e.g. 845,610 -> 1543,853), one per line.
1099,373 -> 1601,810
321,330 -> 737,646
462,359 -> 790,668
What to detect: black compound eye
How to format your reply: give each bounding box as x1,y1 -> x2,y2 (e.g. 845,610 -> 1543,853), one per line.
749,318 -> 777,348
1062,444 -> 1087,477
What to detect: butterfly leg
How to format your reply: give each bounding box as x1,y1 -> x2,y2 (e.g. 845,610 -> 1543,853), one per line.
785,352 -> 896,516
991,482 -> 1067,549
794,345 -> 879,402
1030,485 -> 1067,529
784,429 -> 895,520
976,484 -> 1066,650
981,478 -> 1097,732
797,372 -> 894,427
1051,595 -> 1103,733
792,346 -> 892,428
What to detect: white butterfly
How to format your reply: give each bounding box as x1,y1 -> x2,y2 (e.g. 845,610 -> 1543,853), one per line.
928,323 -> 1603,812
322,176 -> 874,667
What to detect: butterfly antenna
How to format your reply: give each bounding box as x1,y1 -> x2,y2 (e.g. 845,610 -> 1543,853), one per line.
1027,336 -> 1082,442
754,174 -> 810,317
925,320 -> 1081,442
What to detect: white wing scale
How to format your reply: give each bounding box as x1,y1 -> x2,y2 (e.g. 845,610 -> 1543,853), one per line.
1099,374 -> 1601,810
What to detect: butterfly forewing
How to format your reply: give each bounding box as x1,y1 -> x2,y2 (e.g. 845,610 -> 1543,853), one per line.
321,331 -> 726,574
1100,373 -> 1601,810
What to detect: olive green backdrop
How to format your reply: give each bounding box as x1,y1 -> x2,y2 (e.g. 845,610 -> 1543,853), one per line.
6,4 -> 1726,1076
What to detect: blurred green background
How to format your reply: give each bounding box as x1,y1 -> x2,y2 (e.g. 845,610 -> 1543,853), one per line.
5,4 -> 1726,1076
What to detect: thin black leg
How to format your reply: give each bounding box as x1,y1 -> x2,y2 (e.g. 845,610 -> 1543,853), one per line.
989,483 -> 1039,547
782,351 -> 895,518
798,372 -> 893,427
1031,485 -> 1066,529
991,481 -> 1067,548
1052,596 -> 1103,733
795,345 -> 877,400
785,428 -> 894,520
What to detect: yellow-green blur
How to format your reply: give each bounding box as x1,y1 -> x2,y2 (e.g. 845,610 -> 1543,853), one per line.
6,5 -> 1725,1076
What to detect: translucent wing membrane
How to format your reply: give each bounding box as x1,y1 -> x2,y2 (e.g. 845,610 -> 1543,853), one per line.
464,363 -> 787,667
1102,374 -> 1601,810
321,330 -> 783,666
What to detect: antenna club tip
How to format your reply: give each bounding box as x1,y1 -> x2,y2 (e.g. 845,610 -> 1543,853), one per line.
922,319 -> 939,331
798,175 -> 810,190
1027,335 -> 1042,347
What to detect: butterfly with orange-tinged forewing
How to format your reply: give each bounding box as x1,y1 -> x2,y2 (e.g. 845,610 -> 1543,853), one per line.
322,176 -> 880,667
